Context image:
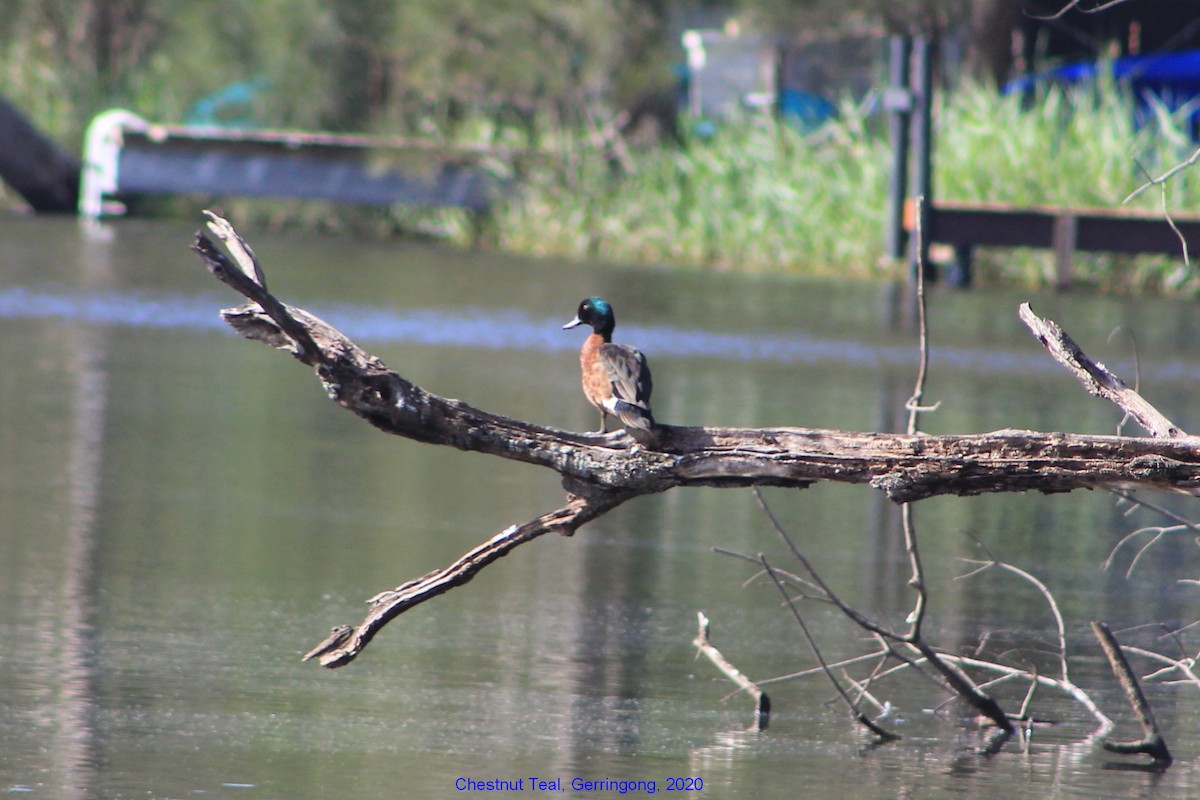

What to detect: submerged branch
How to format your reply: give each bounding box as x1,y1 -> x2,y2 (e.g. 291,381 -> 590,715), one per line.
692,612 -> 770,730
1092,621 -> 1174,765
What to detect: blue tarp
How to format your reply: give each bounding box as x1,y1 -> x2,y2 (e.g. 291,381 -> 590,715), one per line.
1004,49 -> 1200,136
1006,49 -> 1200,92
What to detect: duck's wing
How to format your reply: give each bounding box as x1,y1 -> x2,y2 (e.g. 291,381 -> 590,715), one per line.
599,343 -> 651,405
598,343 -> 654,430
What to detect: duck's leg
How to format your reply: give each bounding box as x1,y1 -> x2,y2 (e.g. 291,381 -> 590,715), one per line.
594,411 -> 608,434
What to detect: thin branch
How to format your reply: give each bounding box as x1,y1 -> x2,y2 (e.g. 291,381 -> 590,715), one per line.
1105,525 -> 1182,579
760,555 -> 898,740
1032,0 -> 1138,21
959,559 -> 1070,685
902,194 -> 931,635
752,489 -> 895,639
753,489 -> 1013,734
906,194 -> 938,431
900,504 -> 927,635
712,546 -> 829,600
1105,490 -> 1200,576
1125,146 -> 1200,205
1110,489 -> 1200,533
692,612 -> 770,730
304,493 -> 627,667
1158,180 -> 1190,269
1120,644 -> 1200,689
1107,325 -> 1140,436
752,649 -> 895,687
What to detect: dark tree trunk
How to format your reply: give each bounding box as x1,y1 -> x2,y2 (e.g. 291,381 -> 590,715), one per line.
0,96 -> 81,213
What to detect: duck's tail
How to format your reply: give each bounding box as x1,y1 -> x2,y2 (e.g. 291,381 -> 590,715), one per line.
614,400 -> 656,435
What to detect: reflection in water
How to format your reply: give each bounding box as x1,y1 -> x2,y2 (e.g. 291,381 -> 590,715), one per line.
7,285 -> 1200,382
52,337 -> 103,800
689,727 -> 764,795
49,235 -> 115,799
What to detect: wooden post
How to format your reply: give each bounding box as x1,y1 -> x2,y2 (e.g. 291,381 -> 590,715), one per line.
910,38 -> 936,283
1053,213 -> 1078,290
884,36 -> 912,261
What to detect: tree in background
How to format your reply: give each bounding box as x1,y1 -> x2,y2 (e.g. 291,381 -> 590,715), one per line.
8,0 -> 1188,147
0,0 -> 683,144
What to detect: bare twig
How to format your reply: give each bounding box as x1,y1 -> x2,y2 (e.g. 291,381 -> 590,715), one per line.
1120,644 -> 1200,688
1105,490 -> 1200,577
753,489 -> 1014,734
1106,525 -> 1186,579
692,612 -> 770,730
1125,146 -> 1200,205
760,555 -> 898,740
1032,0 -> 1138,21
905,195 -> 940,427
1091,621 -> 1173,765
901,194 -> 931,636
752,489 -> 893,638
752,649 -> 895,687
1107,326 -> 1140,436
959,559 -> 1070,685
954,553 -> 1114,735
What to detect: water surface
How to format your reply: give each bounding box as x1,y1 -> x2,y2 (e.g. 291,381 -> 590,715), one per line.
4,216 -> 1200,798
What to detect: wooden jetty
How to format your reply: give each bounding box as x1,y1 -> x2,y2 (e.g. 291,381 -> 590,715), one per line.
884,37 -> 1200,288
79,109 -> 498,220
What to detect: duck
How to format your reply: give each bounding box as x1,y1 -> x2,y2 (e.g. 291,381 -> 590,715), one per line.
562,297 -> 655,437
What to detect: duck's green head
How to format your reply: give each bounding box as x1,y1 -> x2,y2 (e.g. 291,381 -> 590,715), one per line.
563,296 -> 616,338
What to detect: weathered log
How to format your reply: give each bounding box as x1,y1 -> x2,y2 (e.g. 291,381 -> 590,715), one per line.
190,213 -> 1200,667
205,275 -> 1200,502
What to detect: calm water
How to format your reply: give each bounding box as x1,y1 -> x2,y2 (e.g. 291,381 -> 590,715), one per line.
5,215 -> 1200,798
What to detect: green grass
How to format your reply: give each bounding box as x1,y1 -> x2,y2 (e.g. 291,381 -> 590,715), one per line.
493,102 -> 892,278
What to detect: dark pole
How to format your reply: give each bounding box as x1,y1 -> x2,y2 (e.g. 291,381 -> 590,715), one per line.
910,37 -> 935,281
0,94 -> 80,212
884,36 -> 912,261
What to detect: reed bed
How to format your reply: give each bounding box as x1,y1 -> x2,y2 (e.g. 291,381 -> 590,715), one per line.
492,81 -> 1200,291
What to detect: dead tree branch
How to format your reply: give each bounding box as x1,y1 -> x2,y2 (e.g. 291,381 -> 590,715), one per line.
189,214 -> 1200,668
304,494 -> 627,667
1019,303 -> 1183,439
